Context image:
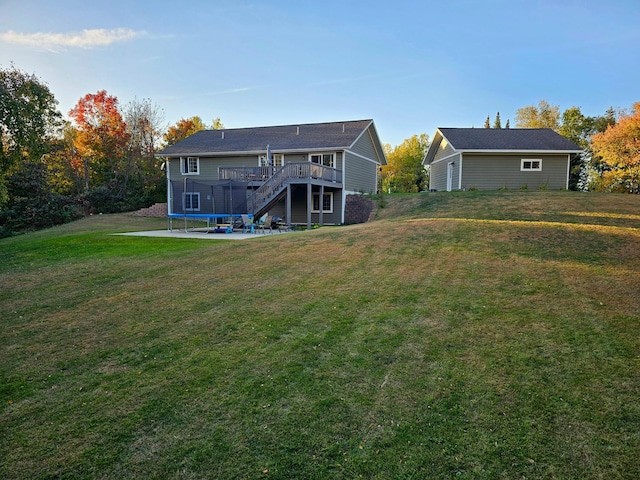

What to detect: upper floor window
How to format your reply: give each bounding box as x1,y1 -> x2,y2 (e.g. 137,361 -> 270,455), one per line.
310,153 -> 335,168
521,159 -> 542,171
181,157 -> 199,175
258,153 -> 284,167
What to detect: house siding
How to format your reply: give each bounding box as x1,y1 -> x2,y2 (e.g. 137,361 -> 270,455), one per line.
168,155 -> 260,182
429,153 -> 461,191
433,139 -> 455,162
461,154 -> 569,190
287,186 -> 342,225
344,151 -> 378,193
350,126 -> 380,162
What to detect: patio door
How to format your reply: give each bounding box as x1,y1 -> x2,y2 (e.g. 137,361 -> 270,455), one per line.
446,162 -> 454,191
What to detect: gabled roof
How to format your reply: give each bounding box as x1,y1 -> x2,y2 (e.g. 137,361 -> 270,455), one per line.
158,119 -> 377,157
423,128 -> 582,164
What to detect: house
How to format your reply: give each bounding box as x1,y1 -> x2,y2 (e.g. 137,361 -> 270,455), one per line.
156,119 -> 386,227
423,128 -> 582,191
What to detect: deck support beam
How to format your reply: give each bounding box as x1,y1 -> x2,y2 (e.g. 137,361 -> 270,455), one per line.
286,184 -> 291,225
307,183 -> 312,230
319,185 -> 324,226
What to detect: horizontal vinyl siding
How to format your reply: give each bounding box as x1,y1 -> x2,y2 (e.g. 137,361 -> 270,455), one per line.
433,139 -> 455,162
344,151 -> 377,193
461,154 -> 569,190
429,153 -> 460,191
350,127 -> 379,162
168,155 -> 259,182
289,186 -> 342,225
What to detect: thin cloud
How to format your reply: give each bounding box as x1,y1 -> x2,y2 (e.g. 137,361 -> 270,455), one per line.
0,28 -> 145,52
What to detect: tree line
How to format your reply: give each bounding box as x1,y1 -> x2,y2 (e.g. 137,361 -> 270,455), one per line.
383,99 -> 638,194
0,64 -> 218,236
2,64 -> 639,235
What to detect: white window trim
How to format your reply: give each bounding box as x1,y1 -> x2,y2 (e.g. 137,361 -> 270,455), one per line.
521,159 -> 542,171
181,156 -> 200,175
312,191 -> 334,213
309,152 -> 336,168
258,153 -> 284,167
183,192 -> 201,211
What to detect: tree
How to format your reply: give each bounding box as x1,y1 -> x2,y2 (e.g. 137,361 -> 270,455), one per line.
505,119 -> 510,129
0,64 -> 61,211
68,90 -> 129,191
558,106 -> 596,190
123,98 -> 167,204
211,117 -> 224,130
163,116 -> 207,146
591,102 -> 640,193
42,121 -> 85,197
380,134 -> 430,193
0,64 -> 61,173
493,112 -> 502,129
484,115 -> 490,129
515,100 -> 560,130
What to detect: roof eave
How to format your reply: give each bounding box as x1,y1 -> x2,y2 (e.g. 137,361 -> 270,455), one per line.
460,149 -> 583,154
156,146 -> 352,158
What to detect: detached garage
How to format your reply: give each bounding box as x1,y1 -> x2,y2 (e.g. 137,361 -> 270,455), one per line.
423,128 -> 582,191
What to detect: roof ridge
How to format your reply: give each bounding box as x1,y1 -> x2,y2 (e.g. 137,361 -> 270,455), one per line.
206,119 -> 373,133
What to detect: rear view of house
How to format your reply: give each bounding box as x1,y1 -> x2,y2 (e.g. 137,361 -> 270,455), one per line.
423,128 -> 582,191
156,119 -> 386,227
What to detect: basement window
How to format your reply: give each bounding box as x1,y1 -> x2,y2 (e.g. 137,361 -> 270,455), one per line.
183,192 -> 200,211
312,192 -> 333,213
521,159 -> 542,171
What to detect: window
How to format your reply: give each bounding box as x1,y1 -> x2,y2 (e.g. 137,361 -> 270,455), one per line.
521,159 -> 542,171
309,153 -> 335,167
183,192 -> 200,211
181,156 -> 199,174
258,153 -> 284,167
312,192 -> 333,213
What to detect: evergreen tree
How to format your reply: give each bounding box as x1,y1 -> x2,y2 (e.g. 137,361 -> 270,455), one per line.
493,112 -> 502,129
484,115 -> 490,128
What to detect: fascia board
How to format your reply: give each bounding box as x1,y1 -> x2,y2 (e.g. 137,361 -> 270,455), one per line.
156,147 -> 352,158
423,128 -> 448,165
460,149 -> 583,154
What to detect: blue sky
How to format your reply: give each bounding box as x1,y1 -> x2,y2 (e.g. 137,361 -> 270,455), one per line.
1,0 -> 639,146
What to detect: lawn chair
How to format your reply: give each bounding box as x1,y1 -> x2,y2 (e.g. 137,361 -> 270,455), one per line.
241,214 -> 255,233
258,215 -> 273,234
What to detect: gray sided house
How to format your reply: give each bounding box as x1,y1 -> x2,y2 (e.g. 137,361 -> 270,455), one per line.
156,119 -> 386,227
423,128 -> 582,191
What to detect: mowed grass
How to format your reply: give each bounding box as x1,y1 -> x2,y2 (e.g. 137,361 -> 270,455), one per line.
1,191 -> 639,479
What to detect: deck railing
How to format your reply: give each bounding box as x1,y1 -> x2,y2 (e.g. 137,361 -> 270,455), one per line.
247,162 -> 342,214
219,166 -> 278,181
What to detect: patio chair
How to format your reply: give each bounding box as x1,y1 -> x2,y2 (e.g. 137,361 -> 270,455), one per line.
258,215 -> 273,234
241,214 -> 255,233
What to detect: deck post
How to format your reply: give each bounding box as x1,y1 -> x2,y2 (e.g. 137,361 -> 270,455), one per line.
307,183 -> 312,230
286,184 -> 291,225
319,185 -> 324,226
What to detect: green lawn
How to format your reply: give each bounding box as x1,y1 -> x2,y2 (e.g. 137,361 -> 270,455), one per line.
1,191 -> 639,479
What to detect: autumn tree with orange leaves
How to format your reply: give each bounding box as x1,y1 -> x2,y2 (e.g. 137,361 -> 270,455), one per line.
163,116 -> 224,146
591,102 -> 640,193
69,90 -> 129,191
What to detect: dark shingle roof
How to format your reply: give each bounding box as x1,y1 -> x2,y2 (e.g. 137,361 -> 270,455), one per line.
439,128 -> 582,151
158,119 -> 374,156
